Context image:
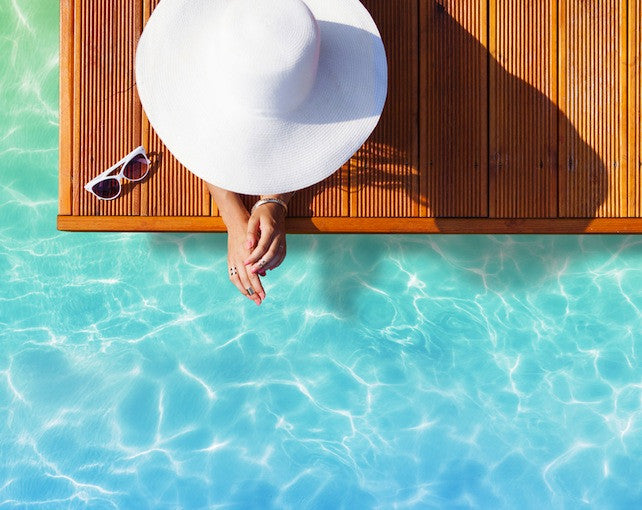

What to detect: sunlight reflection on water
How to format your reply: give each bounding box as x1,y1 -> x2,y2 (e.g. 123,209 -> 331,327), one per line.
1,1 -> 642,508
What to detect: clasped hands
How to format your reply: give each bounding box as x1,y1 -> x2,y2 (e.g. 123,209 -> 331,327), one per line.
226,200 -> 287,306
206,183 -> 291,306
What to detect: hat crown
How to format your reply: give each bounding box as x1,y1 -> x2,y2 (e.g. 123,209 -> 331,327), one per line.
216,0 -> 321,116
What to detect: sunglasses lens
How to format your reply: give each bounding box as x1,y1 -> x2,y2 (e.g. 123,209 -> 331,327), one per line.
92,178 -> 120,199
123,155 -> 149,181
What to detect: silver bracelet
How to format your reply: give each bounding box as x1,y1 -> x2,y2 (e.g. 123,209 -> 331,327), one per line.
251,198 -> 288,214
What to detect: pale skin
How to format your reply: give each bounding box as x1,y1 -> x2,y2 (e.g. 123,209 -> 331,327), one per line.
206,182 -> 294,306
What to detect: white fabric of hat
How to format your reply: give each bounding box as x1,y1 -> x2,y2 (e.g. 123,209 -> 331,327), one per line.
216,0 -> 320,116
135,0 -> 388,195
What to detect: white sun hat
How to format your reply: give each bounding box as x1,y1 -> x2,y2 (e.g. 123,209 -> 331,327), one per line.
135,0 -> 388,195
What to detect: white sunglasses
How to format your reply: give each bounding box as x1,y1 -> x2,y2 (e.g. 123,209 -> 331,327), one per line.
84,146 -> 151,200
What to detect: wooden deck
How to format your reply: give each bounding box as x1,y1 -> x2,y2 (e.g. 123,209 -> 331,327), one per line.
57,0 -> 642,233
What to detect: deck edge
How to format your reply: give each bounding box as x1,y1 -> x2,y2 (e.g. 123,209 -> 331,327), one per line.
56,216 -> 642,234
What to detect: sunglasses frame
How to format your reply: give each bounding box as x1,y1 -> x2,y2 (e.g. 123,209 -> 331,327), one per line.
84,145 -> 151,201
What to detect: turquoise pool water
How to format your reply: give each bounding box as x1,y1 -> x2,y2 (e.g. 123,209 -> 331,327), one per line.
2,2 -> 642,508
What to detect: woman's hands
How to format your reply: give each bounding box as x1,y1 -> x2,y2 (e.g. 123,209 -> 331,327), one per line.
244,201 -> 289,275
206,183 -> 292,305
206,182 -> 265,305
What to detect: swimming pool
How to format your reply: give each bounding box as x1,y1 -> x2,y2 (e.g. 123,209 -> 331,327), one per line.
2,2 -> 642,508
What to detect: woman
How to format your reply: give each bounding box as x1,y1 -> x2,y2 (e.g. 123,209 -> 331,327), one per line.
206,183 -> 293,306
135,0 -> 387,305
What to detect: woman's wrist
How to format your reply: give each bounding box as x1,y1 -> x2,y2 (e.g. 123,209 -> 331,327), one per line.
223,208 -> 250,231
251,197 -> 288,215
252,192 -> 294,215
260,192 -> 294,204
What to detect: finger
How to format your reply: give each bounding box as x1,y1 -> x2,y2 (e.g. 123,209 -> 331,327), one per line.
265,245 -> 286,271
245,228 -> 274,264
237,265 -> 262,305
244,224 -> 275,265
235,264 -> 261,305
250,237 -> 281,273
228,263 -> 250,299
247,270 -> 266,301
268,237 -> 287,269
245,215 -> 260,250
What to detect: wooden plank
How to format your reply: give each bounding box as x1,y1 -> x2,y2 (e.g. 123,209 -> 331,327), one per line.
630,0 -> 642,216
144,0 -> 201,217
59,0 -> 73,216
558,0 -> 627,217
146,127 -> 206,217
58,0 -> 642,233
420,0 -> 488,218
352,0 -> 419,218
71,0 -> 81,215
489,0 -> 558,217
140,0 -> 150,216
285,169 -> 347,217
74,0 -> 143,217
550,0 -> 558,216
57,215 -> 642,234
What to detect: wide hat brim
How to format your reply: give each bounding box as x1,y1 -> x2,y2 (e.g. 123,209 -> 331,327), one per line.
135,0 -> 388,195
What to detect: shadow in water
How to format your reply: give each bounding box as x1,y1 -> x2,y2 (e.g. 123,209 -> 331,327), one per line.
149,2 -> 613,317
313,234 -> 642,320
301,1 -> 609,317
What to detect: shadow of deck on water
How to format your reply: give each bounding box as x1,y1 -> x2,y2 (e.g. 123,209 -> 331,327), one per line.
151,1 -> 615,317
308,0 -> 610,316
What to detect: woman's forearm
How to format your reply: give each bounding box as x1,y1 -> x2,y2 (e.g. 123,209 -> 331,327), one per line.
206,182 -> 250,229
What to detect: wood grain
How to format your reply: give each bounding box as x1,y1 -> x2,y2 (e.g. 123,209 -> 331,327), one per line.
420,0 -> 488,218
353,0 -> 419,218
58,0 -> 73,216
558,0 -> 627,217
489,0 -> 557,217
631,0 -> 642,216
73,0 -> 143,217
58,216 -> 642,234
58,0 -> 642,233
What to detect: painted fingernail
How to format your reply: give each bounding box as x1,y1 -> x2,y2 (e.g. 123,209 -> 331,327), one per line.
259,292 -> 266,300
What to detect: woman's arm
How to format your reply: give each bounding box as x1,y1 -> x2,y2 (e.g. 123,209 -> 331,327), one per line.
206,183 -> 250,228
244,192 -> 294,274
206,182 -> 266,305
